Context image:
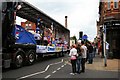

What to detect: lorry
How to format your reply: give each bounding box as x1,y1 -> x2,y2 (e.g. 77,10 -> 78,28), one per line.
2,1 -> 70,69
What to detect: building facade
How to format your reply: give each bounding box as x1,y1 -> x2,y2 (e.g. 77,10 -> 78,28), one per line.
98,0 -> 120,58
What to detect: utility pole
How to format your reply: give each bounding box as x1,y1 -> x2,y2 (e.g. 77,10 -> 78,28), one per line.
103,24 -> 107,67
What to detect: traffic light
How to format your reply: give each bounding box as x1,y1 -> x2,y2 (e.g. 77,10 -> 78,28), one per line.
79,31 -> 83,40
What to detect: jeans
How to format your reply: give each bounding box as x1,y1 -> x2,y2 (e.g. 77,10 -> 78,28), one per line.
76,56 -> 81,73
81,58 -> 86,72
106,49 -> 109,58
86,52 -> 89,62
88,53 -> 93,64
71,59 -> 77,73
93,48 -> 96,57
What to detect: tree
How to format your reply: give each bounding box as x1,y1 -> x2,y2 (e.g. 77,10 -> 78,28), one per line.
70,35 -> 77,44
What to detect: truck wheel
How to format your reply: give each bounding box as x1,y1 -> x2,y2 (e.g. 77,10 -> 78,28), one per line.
13,51 -> 24,68
27,50 -> 36,65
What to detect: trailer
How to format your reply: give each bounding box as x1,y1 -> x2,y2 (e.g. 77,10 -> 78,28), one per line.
2,1 -> 70,68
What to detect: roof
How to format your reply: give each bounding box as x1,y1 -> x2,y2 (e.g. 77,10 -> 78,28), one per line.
16,1 -> 70,32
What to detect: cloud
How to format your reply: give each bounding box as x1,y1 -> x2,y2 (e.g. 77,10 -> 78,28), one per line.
23,0 -> 99,41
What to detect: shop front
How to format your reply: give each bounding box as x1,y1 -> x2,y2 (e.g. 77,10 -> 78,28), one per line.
105,20 -> 120,59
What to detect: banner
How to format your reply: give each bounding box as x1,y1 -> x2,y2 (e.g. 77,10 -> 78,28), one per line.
36,45 -> 47,53
55,47 -> 62,52
47,46 -> 55,52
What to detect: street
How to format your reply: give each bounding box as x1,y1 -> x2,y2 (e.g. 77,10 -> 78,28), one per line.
2,54 -> 119,80
1,1 -> 120,80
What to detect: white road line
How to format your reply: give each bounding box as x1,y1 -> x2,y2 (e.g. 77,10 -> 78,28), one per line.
50,59 -> 63,65
44,74 -> 51,79
57,67 -> 61,70
45,65 -> 50,71
17,59 -> 64,80
62,59 -> 63,62
61,65 -> 64,68
16,71 -> 45,80
52,70 -> 56,73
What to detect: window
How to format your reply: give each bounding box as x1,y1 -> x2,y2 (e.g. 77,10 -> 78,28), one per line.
107,0 -> 111,10
114,1 -> 118,9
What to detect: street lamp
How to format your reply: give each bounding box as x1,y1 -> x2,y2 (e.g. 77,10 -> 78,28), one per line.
103,24 -> 107,67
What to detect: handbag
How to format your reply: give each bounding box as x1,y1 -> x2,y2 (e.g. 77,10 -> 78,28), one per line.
70,55 -> 76,60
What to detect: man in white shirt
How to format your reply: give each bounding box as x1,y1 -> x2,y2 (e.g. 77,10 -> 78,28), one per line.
80,41 -> 87,73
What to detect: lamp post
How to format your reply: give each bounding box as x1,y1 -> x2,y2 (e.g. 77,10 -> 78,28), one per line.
103,24 -> 107,67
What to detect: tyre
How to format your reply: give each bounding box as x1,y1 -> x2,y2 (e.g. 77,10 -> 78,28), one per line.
26,50 -> 36,65
13,51 -> 25,68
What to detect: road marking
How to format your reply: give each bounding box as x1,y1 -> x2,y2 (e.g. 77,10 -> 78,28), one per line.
45,65 -> 50,71
52,70 -> 56,73
17,59 -> 64,80
64,63 -> 67,65
16,71 -> 45,80
57,67 -> 61,70
61,59 -> 63,62
44,74 -> 51,79
61,65 -> 64,67
65,61 -> 71,65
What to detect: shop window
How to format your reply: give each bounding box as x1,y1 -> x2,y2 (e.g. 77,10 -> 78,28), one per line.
107,1 -> 111,10
114,1 -> 118,9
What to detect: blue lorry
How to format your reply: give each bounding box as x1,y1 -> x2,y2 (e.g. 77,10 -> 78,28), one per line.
2,1 -> 69,68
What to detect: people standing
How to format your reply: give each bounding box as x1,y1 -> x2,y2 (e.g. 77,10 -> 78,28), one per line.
34,31 -> 41,45
76,44 -> 81,74
85,42 -> 89,62
92,42 -> 96,58
69,44 -> 78,75
106,41 -> 109,58
87,42 -> 94,64
80,41 -> 87,73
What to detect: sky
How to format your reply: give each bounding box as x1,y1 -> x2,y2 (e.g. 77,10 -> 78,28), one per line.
17,0 -> 99,41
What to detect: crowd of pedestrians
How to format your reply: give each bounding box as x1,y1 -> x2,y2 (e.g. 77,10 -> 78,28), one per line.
69,41 -> 96,75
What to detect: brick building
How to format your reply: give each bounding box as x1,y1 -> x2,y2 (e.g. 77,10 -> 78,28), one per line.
98,0 -> 120,58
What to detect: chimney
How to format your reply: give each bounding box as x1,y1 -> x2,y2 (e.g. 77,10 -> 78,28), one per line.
65,16 -> 67,28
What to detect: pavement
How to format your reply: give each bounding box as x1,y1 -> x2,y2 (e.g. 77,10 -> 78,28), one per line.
86,55 -> 119,72
66,54 -> 119,72
65,54 -> 119,78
